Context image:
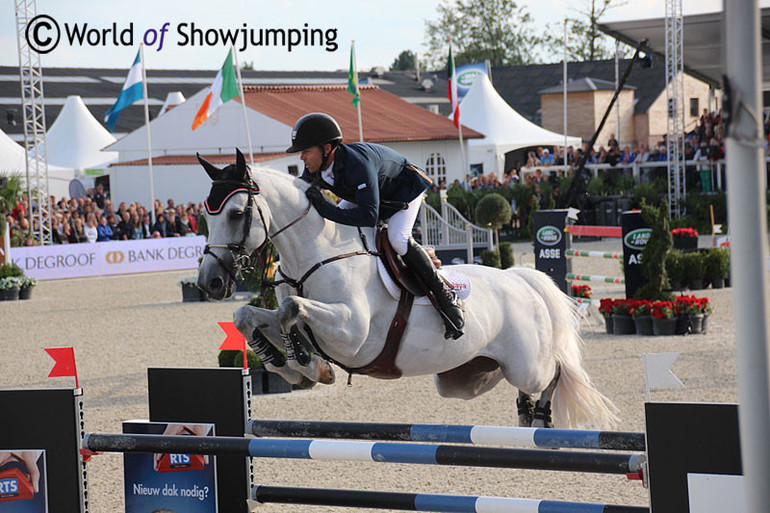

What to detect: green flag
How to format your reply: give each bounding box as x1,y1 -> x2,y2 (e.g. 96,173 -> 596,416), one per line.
348,44 -> 360,107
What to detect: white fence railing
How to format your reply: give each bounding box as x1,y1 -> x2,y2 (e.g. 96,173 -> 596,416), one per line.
419,199 -> 493,264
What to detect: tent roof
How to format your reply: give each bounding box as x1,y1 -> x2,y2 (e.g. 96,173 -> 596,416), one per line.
0,126 -> 26,171
46,95 -> 117,169
455,74 -> 581,153
540,77 -> 636,94
598,8 -> 770,88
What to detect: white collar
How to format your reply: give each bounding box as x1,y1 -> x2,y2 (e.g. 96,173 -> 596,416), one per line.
321,161 -> 334,186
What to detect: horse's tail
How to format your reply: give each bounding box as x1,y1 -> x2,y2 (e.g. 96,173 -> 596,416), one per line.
512,268 -> 619,429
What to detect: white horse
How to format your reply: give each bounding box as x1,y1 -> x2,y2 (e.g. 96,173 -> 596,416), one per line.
197,151 -> 618,429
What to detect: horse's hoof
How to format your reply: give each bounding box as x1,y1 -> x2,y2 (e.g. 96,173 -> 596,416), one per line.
318,362 -> 335,385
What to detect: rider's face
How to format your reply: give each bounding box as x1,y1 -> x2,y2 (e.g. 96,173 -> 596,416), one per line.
300,144 -> 334,173
300,146 -> 323,173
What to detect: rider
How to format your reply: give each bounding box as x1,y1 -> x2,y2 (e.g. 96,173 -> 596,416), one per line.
286,112 -> 465,340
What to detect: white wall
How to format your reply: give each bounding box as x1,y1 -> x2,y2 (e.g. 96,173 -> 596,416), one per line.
386,140 -> 469,186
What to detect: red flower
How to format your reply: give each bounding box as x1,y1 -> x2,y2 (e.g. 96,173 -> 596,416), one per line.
651,301 -> 676,319
671,227 -> 699,238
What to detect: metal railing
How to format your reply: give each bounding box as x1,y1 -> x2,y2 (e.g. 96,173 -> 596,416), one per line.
419,200 -> 493,264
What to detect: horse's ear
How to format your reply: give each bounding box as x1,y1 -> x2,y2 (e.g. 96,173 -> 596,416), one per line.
235,148 -> 248,180
197,153 -> 222,181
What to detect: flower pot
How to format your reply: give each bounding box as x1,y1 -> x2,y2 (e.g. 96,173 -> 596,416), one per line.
675,315 -> 690,335
19,286 -> 32,300
689,313 -> 705,334
710,277 -> 724,289
673,236 -> 698,252
633,315 -> 654,336
652,317 -> 677,336
1,287 -> 20,301
182,283 -> 207,302
612,314 -> 635,335
689,278 -> 705,290
604,316 -> 613,334
702,314 -> 709,333
250,368 -> 293,395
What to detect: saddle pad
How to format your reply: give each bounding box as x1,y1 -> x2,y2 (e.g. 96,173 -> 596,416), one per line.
377,259 -> 471,305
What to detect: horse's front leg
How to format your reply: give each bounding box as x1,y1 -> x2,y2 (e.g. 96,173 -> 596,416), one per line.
233,304 -> 335,386
276,296 -> 363,372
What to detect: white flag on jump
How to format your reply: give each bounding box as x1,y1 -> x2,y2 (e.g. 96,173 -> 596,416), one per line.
644,352 -> 684,400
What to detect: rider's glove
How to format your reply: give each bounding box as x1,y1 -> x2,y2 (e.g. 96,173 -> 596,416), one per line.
305,186 -> 327,211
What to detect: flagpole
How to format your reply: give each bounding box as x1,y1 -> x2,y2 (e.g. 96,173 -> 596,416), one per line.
449,39 -> 467,181
140,44 -> 155,224
563,19 -> 568,166
352,40 -> 364,142
232,47 -> 255,164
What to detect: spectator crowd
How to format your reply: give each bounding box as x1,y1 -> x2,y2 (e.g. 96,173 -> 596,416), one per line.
3,183 -> 206,247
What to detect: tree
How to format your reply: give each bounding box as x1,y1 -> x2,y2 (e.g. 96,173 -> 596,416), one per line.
424,0 -> 543,70
390,50 -> 416,71
543,0 -> 629,62
475,193 -> 512,250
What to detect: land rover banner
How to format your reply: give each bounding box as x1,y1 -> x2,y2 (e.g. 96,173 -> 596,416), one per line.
9,236 -> 205,280
621,211 -> 649,298
534,210 -> 570,293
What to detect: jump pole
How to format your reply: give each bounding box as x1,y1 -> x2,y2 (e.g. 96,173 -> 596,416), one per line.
82,433 -> 645,475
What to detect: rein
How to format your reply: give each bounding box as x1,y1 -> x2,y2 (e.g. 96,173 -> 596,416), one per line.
204,175 -> 377,298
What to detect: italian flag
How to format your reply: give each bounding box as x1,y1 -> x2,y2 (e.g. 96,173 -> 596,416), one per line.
447,44 -> 459,128
192,50 -> 239,131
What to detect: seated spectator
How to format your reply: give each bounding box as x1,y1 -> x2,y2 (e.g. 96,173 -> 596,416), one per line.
153,213 -> 169,238
141,214 -> 154,238
117,211 -> 133,240
84,213 -> 98,243
96,215 -> 113,241
131,213 -> 144,239
69,218 -> 87,243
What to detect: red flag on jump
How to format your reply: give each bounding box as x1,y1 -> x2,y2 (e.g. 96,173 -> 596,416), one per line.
218,322 -> 247,369
45,347 -> 79,389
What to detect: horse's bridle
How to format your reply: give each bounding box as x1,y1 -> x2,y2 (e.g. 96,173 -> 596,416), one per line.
203,175 -> 311,282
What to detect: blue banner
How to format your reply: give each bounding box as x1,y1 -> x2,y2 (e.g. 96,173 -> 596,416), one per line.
123,422 -> 218,513
0,450 -> 48,513
456,62 -> 488,99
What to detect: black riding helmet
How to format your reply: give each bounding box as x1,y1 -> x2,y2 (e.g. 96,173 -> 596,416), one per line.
286,113 -> 343,153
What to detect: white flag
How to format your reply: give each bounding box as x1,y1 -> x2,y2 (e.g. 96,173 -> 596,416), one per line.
644,352 -> 684,397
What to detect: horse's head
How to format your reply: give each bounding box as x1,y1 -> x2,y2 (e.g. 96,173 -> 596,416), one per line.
197,149 -> 268,300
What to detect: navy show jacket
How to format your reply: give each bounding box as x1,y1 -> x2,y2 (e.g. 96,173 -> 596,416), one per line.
300,143 -> 432,227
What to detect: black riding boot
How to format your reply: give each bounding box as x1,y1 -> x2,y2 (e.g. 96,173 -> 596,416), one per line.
403,239 -> 465,339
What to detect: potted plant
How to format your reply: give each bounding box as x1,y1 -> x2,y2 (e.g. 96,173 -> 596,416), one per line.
178,275 -> 207,302
18,275 -> 36,300
675,295 -> 712,334
629,299 -> 654,335
671,227 -> 699,252
571,284 -> 592,299
0,277 -> 22,301
681,251 -> 706,290
611,299 -> 636,335
598,298 -> 615,334
665,250 -> 686,290
704,248 -> 729,289
651,301 -> 677,336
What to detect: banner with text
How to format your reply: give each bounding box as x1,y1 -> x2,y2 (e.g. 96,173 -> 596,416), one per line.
10,237 -> 206,280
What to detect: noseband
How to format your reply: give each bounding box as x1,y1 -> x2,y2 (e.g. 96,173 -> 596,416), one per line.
203,175 -> 311,282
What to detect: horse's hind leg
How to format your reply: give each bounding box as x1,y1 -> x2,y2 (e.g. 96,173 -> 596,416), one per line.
532,365 -> 561,428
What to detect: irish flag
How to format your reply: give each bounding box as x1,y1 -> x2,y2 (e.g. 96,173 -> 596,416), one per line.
447,44 -> 459,128
192,50 -> 239,131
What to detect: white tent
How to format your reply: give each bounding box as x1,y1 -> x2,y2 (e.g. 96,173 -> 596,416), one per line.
158,91 -> 186,117
454,74 -> 581,175
46,95 -> 118,171
1,127 -> 75,199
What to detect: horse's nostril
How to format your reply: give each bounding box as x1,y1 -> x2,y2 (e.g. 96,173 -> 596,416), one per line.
211,277 -> 224,291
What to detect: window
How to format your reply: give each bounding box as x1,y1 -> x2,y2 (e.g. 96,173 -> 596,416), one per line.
690,98 -> 699,118
425,153 -> 446,183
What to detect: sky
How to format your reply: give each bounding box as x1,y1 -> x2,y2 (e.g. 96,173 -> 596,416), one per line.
0,0 -> 734,72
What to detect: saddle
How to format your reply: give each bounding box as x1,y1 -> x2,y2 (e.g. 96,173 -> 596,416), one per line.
375,227 -> 441,298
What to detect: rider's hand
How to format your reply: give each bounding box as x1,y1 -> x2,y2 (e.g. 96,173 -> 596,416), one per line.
305,186 -> 326,211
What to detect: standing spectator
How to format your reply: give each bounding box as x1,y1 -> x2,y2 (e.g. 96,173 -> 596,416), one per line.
96,215 -> 113,241
69,218 -> 87,243
117,211 -> 134,240
186,207 -> 198,234
141,214 -> 154,238
84,213 -> 98,243
131,213 -> 144,239
92,184 -> 107,209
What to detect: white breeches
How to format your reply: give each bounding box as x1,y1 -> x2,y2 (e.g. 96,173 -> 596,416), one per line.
339,193 -> 423,256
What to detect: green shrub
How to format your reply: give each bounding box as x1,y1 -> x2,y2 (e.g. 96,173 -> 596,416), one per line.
0,263 -> 23,279
587,176 -> 606,196
680,251 -> 705,282
0,215 -> 6,237
218,349 -> 263,369
218,350 -> 240,367
665,250 -> 686,284
704,248 -> 729,281
475,193 -> 512,229
480,249 -> 501,268
635,199 -> 673,300
499,242 -> 514,269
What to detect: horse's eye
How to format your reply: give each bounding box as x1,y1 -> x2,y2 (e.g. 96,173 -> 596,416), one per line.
229,211 -> 244,220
